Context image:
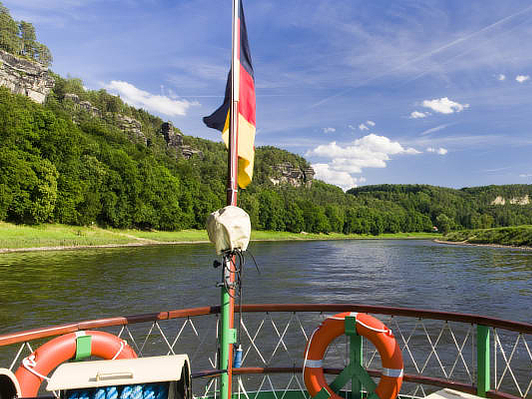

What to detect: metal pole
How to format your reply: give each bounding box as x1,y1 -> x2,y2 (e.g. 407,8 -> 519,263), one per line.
220,2 -> 240,399
477,325 -> 490,397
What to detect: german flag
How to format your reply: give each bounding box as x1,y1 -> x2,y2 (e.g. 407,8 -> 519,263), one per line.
203,0 -> 256,189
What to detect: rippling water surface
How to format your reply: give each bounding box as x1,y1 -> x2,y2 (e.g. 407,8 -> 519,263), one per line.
0,240 -> 532,333
1,239 -> 531,335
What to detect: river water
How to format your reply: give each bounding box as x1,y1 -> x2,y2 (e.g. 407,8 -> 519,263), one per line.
1,239 -> 531,396
1,239 -> 530,334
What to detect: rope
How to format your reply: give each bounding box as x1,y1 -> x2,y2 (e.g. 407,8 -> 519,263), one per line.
67,383 -> 170,399
329,314 -> 392,335
112,340 -> 126,360
22,354 -> 51,381
301,327 -> 318,381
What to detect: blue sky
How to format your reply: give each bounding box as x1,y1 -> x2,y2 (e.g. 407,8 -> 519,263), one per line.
5,0 -> 532,190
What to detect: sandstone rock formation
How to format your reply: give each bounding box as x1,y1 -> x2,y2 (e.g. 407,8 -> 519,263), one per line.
115,114 -> 147,145
63,93 -> 102,118
161,122 -> 203,159
0,49 -> 54,103
491,195 -> 530,205
270,162 -> 315,187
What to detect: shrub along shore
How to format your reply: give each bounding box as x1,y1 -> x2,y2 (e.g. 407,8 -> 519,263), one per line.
440,225 -> 532,249
0,222 -> 439,253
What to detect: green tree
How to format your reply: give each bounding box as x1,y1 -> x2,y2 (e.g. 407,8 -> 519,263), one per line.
436,214 -> 453,234
0,2 -> 20,53
18,21 -> 36,57
35,42 -> 52,66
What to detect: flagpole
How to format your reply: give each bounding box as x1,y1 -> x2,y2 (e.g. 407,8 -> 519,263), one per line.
220,1 -> 239,399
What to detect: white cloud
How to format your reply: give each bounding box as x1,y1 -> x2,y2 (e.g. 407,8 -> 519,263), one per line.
519,173 -> 532,178
104,80 -> 198,117
420,123 -> 450,136
410,111 -> 429,119
312,164 -> 359,191
348,125 -> 357,131
498,74 -> 506,81
322,127 -> 336,133
516,75 -> 530,83
427,147 -> 448,155
422,97 -> 469,114
306,134 -> 420,189
358,120 -> 375,131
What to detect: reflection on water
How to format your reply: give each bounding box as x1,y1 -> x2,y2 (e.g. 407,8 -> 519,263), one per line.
0,240 -> 531,336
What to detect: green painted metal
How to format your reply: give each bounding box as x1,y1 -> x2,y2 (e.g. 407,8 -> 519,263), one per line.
316,316 -> 377,399
75,335 -> 92,360
199,390 -> 420,399
229,328 -> 237,344
330,362 -> 356,393
477,325 -> 490,397
345,316 -> 363,399
220,282 -> 231,399
314,388 -> 332,399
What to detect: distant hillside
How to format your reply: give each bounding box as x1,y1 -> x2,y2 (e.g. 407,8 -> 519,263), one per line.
2,1 -> 532,235
347,184 -> 532,233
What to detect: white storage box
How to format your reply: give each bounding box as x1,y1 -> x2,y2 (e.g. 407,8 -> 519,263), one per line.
46,355 -> 190,399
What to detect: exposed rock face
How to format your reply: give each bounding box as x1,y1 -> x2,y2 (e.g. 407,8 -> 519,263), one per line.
161,122 -> 203,159
116,114 -> 147,145
491,195 -> 530,205
63,93 -> 102,118
0,49 -> 54,104
270,162 -> 315,187
161,122 -> 183,147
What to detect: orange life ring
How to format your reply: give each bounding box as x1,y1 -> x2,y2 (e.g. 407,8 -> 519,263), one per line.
15,331 -> 137,397
303,312 -> 403,399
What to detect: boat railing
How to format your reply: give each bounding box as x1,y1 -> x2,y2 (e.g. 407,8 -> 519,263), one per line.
0,304 -> 530,399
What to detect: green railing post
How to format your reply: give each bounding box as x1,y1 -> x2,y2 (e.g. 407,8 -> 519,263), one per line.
220,259 -> 236,399
477,325 -> 490,397
345,316 -> 363,399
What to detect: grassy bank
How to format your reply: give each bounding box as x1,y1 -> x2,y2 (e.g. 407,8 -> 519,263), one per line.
0,222 -> 440,251
442,225 -> 532,247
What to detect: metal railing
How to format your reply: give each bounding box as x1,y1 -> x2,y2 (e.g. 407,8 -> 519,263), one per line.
0,304 -> 530,399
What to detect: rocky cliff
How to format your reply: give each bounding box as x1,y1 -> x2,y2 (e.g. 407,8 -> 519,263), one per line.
491,195 -> 530,205
161,122 -> 203,159
0,49 -> 54,104
270,162 -> 315,187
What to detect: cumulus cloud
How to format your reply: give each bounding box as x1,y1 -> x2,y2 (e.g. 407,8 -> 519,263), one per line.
366,120 -> 375,127
427,147 -> 448,155
410,111 -> 429,119
348,125 -> 357,131
498,74 -> 506,81
104,80 -> 197,116
306,134 -> 420,189
516,75 -> 530,83
322,127 -> 336,133
422,97 -> 469,114
312,164 -> 360,191
358,123 -> 369,131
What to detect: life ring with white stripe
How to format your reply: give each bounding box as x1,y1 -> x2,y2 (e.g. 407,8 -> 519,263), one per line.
303,312 -> 403,399
15,331 -> 137,397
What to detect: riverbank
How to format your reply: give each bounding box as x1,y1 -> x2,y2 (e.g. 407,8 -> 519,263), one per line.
440,225 -> 532,250
434,239 -> 532,251
0,222 -> 439,253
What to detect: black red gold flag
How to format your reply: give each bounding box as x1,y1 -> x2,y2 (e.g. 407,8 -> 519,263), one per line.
203,0 -> 255,188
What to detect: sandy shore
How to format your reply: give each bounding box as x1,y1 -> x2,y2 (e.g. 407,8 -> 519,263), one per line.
434,239 -> 532,251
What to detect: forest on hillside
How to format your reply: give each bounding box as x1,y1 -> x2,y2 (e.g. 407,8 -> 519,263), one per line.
2,1 -> 532,235
3,82 -> 532,235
